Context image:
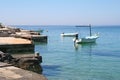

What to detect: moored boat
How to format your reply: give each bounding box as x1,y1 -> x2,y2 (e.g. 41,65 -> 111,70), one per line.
75,34 -> 99,44
61,32 -> 78,37
74,24 -> 99,44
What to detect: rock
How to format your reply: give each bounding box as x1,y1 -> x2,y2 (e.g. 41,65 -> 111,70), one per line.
18,57 -> 43,74
0,52 -> 14,63
0,51 -> 43,74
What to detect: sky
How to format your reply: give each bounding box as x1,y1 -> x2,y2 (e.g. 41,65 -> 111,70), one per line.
0,0 -> 120,25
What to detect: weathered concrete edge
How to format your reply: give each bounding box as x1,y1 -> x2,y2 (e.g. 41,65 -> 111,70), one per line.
0,62 -> 47,80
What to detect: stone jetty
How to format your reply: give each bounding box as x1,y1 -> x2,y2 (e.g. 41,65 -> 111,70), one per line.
11,29 -> 47,42
0,23 -> 47,53
0,23 -> 48,80
0,23 -> 47,43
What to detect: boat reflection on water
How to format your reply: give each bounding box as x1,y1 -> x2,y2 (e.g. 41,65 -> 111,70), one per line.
74,43 -> 97,53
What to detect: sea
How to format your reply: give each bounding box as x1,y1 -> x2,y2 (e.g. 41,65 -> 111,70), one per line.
14,25 -> 120,80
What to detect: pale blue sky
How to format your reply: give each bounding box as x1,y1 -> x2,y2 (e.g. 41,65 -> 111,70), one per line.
0,0 -> 120,25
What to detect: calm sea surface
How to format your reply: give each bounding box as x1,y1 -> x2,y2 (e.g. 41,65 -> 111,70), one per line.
15,25 -> 120,80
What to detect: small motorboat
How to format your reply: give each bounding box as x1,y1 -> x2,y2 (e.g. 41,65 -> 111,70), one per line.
61,32 -> 78,37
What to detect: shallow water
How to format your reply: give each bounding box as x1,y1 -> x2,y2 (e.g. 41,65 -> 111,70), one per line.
15,25 -> 120,80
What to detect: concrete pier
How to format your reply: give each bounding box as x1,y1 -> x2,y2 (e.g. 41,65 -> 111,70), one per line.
14,34 -> 48,42
0,62 -> 47,80
0,24 -> 47,80
0,37 -> 34,53
0,23 -> 48,43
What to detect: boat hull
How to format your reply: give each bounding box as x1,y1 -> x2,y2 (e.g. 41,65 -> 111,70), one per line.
75,36 -> 99,44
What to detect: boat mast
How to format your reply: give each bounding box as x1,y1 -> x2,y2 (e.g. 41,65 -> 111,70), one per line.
89,24 -> 92,36
75,24 -> 92,36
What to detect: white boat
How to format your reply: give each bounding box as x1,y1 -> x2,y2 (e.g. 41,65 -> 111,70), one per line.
61,32 -> 78,37
75,34 -> 99,44
74,24 -> 99,44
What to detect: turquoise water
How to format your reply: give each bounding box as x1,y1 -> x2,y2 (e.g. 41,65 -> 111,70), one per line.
15,25 -> 120,80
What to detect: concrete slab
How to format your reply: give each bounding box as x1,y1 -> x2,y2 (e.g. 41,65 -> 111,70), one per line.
0,37 -> 32,45
0,62 -> 47,80
0,62 -> 12,67
0,37 -> 34,53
